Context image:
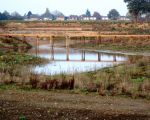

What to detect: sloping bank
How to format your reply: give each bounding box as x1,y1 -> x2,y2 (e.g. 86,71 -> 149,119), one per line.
0,36 -> 47,83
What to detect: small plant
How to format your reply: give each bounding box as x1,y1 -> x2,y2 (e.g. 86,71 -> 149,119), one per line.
19,115 -> 26,120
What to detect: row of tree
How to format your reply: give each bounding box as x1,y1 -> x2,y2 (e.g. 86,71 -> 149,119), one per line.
85,9 -> 120,20
0,11 -> 23,20
0,8 -> 118,21
26,8 -> 65,20
0,0 -> 150,22
86,0 -> 150,22
0,8 -> 64,21
85,10 -> 101,20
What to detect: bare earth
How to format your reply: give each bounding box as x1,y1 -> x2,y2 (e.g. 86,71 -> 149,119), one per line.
0,90 -> 150,120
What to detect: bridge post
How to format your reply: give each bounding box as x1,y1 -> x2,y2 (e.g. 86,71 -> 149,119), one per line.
98,36 -> 102,44
113,36 -> 116,44
113,55 -> 117,62
83,36 -> 85,45
98,52 -> 101,61
23,35 -> 26,43
96,36 -> 98,45
82,36 -> 85,61
50,36 -> 54,60
66,36 -> 70,61
36,35 -> 39,57
82,50 -> 85,61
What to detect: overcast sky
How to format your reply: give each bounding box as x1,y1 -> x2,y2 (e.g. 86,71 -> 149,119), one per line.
0,0 -> 128,16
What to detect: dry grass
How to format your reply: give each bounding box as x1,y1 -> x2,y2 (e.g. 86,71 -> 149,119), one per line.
70,36 -> 150,52
2,21 -> 150,34
71,57 -> 150,99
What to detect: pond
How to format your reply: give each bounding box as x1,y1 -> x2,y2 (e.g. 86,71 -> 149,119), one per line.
29,44 -> 128,75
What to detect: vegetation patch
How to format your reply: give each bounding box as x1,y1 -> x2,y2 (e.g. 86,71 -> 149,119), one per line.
70,37 -> 150,52
0,36 -> 47,86
0,37 -> 32,52
74,57 -> 150,99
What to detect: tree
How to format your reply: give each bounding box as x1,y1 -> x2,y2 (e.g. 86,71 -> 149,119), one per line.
0,13 -> 6,20
52,10 -> 64,20
93,12 -> 101,20
107,9 -> 120,20
3,11 -> 10,17
52,10 -> 64,17
145,13 -> 150,22
86,9 -> 91,17
126,12 -> 133,20
45,8 -> 50,16
41,8 -> 54,19
0,11 -> 23,20
27,11 -> 32,19
0,11 -> 9,20
10,11 -> 23,20
124,0 -> 150,22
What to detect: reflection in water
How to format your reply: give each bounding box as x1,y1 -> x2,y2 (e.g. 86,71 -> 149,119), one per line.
29,45 -> 128,75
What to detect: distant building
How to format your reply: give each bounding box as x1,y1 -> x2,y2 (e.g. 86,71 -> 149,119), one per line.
101,16 -> 109,20
68,15 -> 79,21
56,16 -> 65,21
79,15 -> 96,21
89,17 -> 96,20
118,16 -> 130,21
24,14 -> 40,21
101,16 -> 130,21
93,11 -> 102,20
43,17 -> 53,21
24,17 -> 39,21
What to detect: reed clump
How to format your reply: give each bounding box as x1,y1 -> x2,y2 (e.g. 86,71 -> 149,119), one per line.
39,76 -> 75,90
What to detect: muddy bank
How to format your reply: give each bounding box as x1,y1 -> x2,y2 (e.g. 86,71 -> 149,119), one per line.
0,90 -> 150,120
0,100 -> 149,120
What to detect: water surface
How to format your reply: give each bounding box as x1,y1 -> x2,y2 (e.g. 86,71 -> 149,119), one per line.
30,45 -> 128,75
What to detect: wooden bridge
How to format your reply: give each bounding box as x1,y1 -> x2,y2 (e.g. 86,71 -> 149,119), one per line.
0,33 -> 149,62
0,33 -> 150,38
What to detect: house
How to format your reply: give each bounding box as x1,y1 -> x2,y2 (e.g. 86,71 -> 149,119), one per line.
89,17 -> 96,20
56,16 -> 65,21
101,16 -> 109,20
68,15 -> 79,21
24,18 -> 39,21
24,14 -> 40,21
79,15 -> 97,21
43,17 -> 53,21
118,16 -> 130,21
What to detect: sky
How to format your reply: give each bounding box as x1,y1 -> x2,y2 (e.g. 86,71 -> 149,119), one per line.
0,0 -> 128,16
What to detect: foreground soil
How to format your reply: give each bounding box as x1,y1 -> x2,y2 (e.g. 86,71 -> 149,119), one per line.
0,90 -> 150,120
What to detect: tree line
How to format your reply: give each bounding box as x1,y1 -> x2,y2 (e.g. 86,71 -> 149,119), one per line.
0,8 -> 64,20
124,0 -> 150,22
0,0 -> 149,22
0,11 -> 23,20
